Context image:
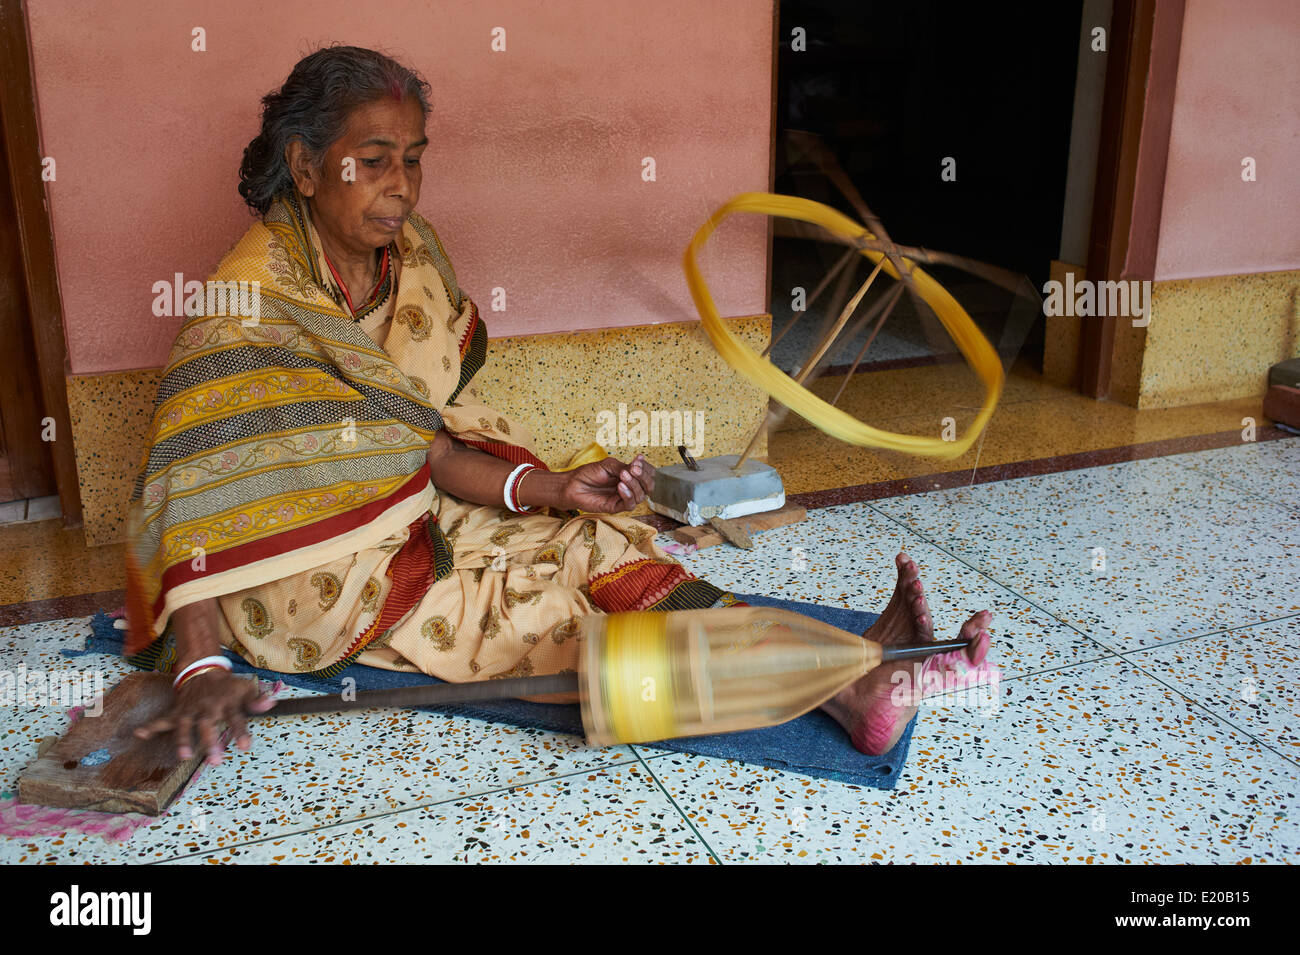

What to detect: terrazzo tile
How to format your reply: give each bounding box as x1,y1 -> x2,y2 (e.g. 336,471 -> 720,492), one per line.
768,389 -> 1270,498
860,507 -> 1275,649
166,760 -> 710,864
854,396 -> 1273,486
479,315 -> 770,471
871,456 -> 1300,650
1171,437 -> 1300,512
0,617 -> 134,783
645,656 -> 1299,863
777,357 -> 1056,435
894,451 -> 1280,528
0,615 -> 101,659
769,426 -> 912,491
671,501 -> 1112,679
3,435 -> 1295,864
1130,617 -> 1300,762
0,519 -> 125,606
0,620 -> 637,864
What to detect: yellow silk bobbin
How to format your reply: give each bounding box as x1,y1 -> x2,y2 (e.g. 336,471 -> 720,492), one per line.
598,612 -> 678,744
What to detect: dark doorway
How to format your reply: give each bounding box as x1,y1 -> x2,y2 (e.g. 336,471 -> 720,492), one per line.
770,0 -> 1083,375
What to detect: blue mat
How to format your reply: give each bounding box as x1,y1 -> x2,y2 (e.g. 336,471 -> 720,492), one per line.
70,594 -> 913,789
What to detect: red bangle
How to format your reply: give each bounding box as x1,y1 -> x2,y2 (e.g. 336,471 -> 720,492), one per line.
512,465 -> 539,512
174,663 -> 227,691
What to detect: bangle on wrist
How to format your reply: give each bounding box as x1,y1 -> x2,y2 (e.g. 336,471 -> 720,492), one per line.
516,466 -> 545,511
504,463 -> 540,513
173,654 -> 232,690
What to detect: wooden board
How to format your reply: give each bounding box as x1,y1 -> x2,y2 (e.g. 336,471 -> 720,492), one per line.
707,515 -> 753,549
17,672 -> 203,815
671,503 -> 807,550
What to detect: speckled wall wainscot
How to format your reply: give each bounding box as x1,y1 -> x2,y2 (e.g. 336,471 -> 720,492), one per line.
65,369 -> 162,547
64,315 -> 772,546
1137,270 -> 1300,408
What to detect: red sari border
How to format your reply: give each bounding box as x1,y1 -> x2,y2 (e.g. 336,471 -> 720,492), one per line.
149,462 -> 434,620
453,436 -> 550,472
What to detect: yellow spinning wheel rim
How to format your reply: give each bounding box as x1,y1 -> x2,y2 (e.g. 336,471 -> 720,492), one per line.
683,192 -> 1004,459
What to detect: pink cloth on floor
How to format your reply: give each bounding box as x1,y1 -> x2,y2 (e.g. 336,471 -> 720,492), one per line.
659,540 -> 698,556
0,794 -> 155,842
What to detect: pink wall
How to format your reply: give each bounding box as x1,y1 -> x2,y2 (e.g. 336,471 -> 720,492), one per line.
1153,0 -> 1300,280
26,0 -> 774,374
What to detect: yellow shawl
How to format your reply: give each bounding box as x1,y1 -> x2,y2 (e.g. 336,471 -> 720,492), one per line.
126,193 -> 547,649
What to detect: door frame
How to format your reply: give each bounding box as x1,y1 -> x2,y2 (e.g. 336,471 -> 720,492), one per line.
0,0 -> 82,525
1079,0 -> 1185,399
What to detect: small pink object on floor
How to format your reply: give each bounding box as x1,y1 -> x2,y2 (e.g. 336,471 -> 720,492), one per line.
0,794 -> 155,842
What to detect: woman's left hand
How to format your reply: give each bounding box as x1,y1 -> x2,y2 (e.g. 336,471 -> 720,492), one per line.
560,453 -> 654,513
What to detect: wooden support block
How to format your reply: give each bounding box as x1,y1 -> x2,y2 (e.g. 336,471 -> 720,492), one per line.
671,503 -> 807,550
707,516 -> 754,549
17,672 -> 202,816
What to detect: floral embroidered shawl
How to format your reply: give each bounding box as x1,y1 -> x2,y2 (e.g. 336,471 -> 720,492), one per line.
125,193 -> 547,650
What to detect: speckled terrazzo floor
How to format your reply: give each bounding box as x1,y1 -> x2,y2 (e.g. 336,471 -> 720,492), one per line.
0,438 -> 1296,863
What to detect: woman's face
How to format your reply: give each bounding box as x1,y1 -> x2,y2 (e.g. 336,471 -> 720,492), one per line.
289,96 -> 427,255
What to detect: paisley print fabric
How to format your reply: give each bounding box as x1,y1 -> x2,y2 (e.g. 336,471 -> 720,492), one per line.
127,188 -> 733,687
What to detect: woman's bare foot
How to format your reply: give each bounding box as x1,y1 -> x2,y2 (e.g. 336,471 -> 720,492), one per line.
820,552 -> 993,756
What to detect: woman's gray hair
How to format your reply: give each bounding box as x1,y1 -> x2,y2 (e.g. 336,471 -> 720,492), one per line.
238,45 -> 432,216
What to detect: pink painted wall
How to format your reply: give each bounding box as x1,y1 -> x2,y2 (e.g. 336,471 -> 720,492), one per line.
1153,0 -> 1300,280
26,0 -> 774,374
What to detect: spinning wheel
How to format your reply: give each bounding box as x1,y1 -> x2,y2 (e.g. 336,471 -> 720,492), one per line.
684,191 -> 1006,461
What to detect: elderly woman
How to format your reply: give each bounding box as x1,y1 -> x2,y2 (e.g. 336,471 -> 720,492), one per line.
130,46 -> 993,765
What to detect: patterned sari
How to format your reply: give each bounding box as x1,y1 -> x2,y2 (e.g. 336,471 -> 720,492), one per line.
126,192 -> 736,685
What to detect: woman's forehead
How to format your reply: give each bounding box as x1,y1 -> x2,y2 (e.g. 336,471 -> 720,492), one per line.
338,98 -> 426,147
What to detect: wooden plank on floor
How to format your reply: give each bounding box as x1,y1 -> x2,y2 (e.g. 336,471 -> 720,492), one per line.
17,672 -> 202,815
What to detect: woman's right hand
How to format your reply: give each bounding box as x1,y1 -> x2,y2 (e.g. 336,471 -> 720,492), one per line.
134,668 -> 276,765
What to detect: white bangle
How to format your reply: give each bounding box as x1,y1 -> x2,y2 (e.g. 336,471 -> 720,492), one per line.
172,655 -> 233,688
503,463 -> 538,513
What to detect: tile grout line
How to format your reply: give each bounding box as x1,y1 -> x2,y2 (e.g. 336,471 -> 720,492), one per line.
985,605 -> 1300,670
629,745 -> 723,865
863,475 -> 1300,656
863,493 -> 1300,666
683,497 -> 1125,681
863,501 -> 1129,664
768,428 -> 1296,514
1109,649 -> 1300,772
993,652 -> 1123,684
863,500 -> 1300,757
1169,447 -> 1300,514
19,439 -> 1299,861
917,637 -> 1295,774
146,747 -> 671,865
866,495 -> 1300,768
1119,610 -> 1300,657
